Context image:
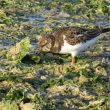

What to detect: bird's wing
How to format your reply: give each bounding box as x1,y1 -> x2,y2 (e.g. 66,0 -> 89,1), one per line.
57,27 -> 101,45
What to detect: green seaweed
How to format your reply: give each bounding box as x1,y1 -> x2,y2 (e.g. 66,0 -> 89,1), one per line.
6,37 -> 32,62
0,0 -> 110,110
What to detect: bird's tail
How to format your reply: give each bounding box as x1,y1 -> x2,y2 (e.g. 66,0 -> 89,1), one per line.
101,28 -> 110,33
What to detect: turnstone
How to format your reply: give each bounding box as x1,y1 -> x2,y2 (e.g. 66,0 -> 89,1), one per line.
39,27 -> 110,65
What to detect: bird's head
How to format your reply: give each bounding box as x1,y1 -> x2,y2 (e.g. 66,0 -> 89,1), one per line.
38,34 -> 53,52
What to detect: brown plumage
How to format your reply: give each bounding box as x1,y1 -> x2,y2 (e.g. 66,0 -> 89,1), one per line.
39,26 -> 110,64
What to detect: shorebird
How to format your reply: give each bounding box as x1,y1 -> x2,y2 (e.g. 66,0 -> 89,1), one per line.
39,26 -> 110,65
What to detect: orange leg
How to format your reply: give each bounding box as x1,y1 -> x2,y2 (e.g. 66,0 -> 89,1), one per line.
71,57 -> 76,65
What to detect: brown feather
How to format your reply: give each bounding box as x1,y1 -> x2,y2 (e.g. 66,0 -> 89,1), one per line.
39,27 -> 110,53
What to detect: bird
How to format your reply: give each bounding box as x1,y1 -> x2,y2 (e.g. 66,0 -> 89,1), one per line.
38,26 -> 110,65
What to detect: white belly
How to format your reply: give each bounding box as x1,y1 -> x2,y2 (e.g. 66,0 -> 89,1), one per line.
60,36 -> 99,56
